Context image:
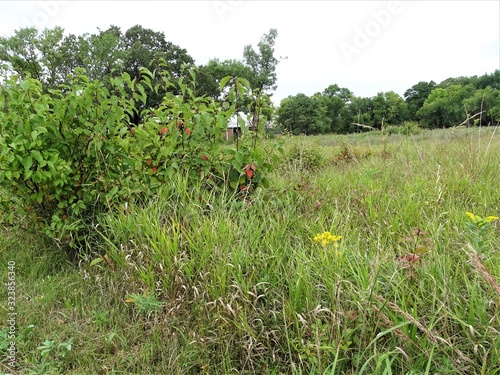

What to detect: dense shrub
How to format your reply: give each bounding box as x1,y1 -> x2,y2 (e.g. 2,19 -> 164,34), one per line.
0,66 -> 281,248
287,144 -> 324,171
383,121 -> 422,136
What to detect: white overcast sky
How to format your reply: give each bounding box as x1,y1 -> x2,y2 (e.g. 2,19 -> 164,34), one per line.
0,1 -> 499,105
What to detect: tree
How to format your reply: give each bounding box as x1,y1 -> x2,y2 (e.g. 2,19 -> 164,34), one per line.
0,27 -> 44,81
462,86 -> 500,126
404,80 -> 436,120
85,26 -> 125,80
476,69 -> 500,90
276,94 -> 328,135
371,91 -> 408,128
0,25 -> 194,104
123,25 -> 193,81
438,75 -> 477,89
315,84 -> 353,134
196,58 -> 253,100
243,28 -> 280,95
348,96 -> 373,130
417,84 -> 475,128
122,25 -> 195,123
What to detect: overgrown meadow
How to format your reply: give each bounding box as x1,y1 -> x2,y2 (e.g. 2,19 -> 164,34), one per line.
1,124 -> 499,374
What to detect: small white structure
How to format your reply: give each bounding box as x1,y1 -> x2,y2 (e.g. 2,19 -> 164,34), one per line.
225,112 -> 251,141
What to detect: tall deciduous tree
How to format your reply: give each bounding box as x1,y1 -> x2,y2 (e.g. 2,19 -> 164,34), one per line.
243,28 -> 280,95
196,58 -> 253,100
276,94 -> 327,135
462,86 -> 500,126
348,96 -> 373,130
318,84 -> 353,133
371,91 -> 407,128
417,84 -> 475,128
122,25 -> 194,123
86,26 -> 125,80
404,80 -> 436,120
123,25 -> 193,81
476,69 -> 500,90
0,27 -> 44,81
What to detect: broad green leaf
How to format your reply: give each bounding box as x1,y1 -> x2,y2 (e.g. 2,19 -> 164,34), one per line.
219,76 -> 232,90
22,156 -> 33,171
23,169 -> 33,180
31,150 -> 44,164
234,151 -> 243,164
231,159 -> 241,171
20,80 -> 30,91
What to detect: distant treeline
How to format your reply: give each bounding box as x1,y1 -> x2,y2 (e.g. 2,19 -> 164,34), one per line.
276,71 -> 500,135
1,26 -> 498,134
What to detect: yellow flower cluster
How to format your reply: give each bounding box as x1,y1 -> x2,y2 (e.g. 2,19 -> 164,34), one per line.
466,212 -> 499,227
314,231 -> 342,247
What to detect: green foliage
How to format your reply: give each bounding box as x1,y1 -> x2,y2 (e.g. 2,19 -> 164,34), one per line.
276,93 -> 328,135
348,95 -> 373,128
287,144 -> 324,171
404,80 -> 437,119
196,58 -> 254,100
0,27 -> 44,81
464,212 -> 499,254
383,121 -> 422,135
476,69 -> 500,90
38,337 -> 74,362
318,84 -> 353,134
462,86 -> 500,126
243,28 -> 280,94
0,66 -> 278,249
35,336 -> 74,373
273,71 -> 499,136
0,26 -> 193,95
125,293 -> 163,315
417,84 -> 476,128
0,324 -> 35,355
371,91 -> 408,128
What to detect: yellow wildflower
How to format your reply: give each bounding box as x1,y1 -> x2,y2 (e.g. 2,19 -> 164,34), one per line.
465,212 -> 479,223
466,212 -> 499,227
314,231 -> 342,247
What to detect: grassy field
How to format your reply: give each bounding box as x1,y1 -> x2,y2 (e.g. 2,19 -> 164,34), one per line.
1,127 -> 499,374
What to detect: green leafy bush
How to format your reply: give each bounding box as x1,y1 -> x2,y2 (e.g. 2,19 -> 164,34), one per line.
0,66 -> 279,248
287,144 -> 324,171
383,121 -> 422,135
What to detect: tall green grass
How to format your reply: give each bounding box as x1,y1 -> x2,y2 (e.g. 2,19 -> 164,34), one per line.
1,127 -> 499,374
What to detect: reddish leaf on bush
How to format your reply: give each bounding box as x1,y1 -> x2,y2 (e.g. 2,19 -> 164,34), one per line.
152,166 -> 157,174
245,164 -> 255,179
200,154 -> 208,161
185,128 -> 191,136
160,127 -> 168,135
